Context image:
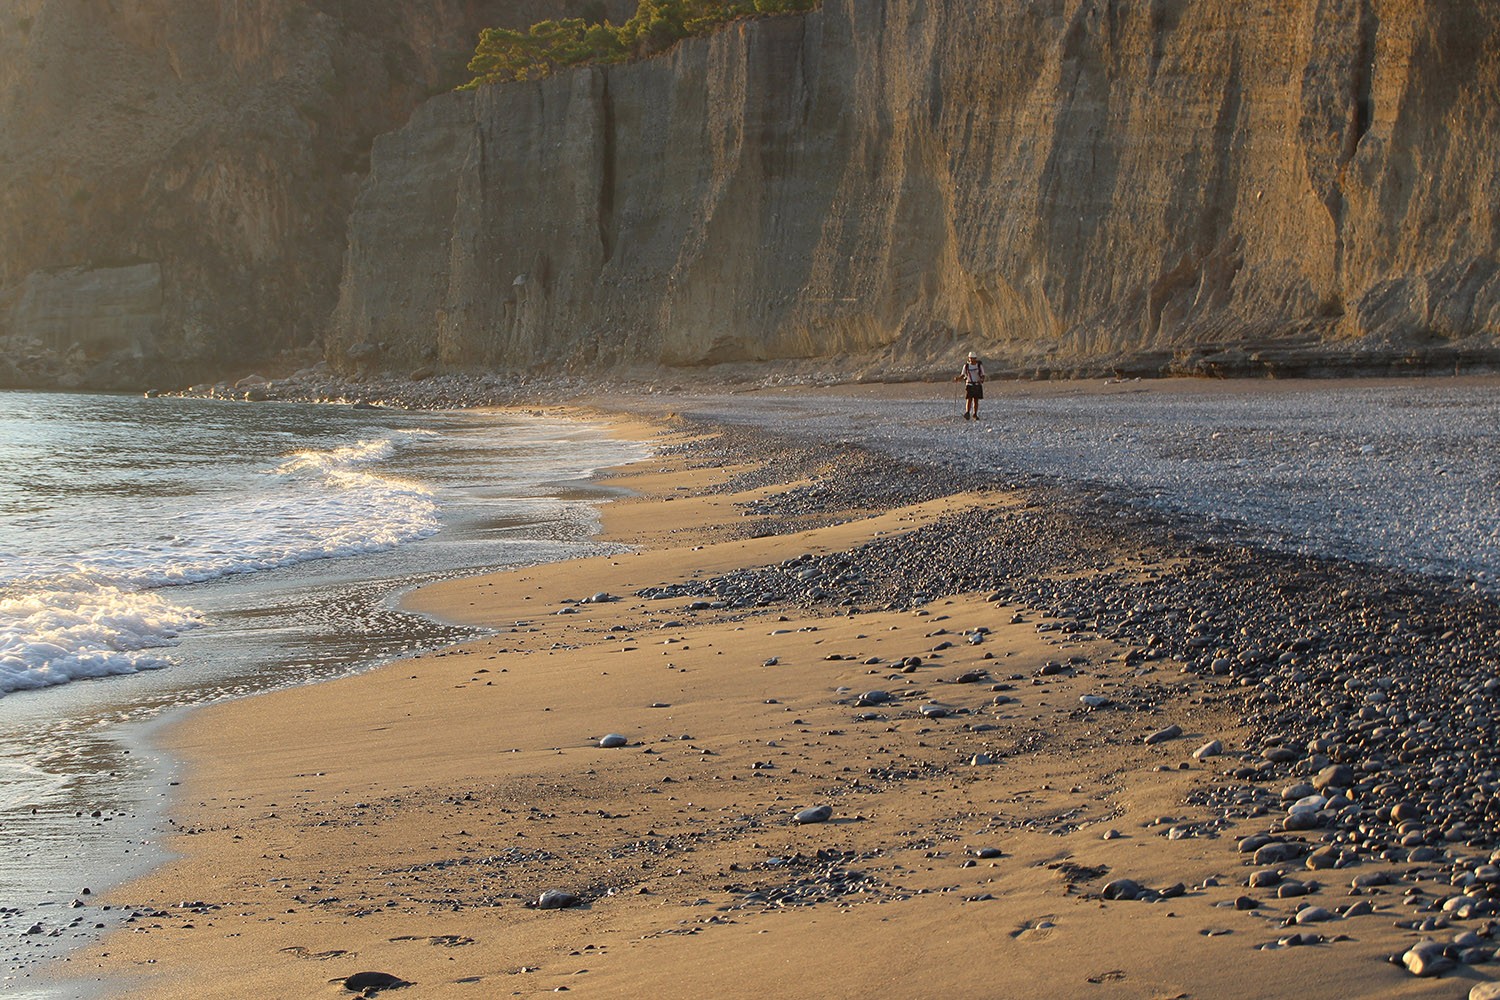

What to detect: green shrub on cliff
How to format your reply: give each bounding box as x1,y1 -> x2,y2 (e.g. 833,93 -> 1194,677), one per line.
460,0 -> 817,89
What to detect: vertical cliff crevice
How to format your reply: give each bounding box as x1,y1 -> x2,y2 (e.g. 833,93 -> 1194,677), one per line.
1347,1 -> 1378,160
597,74 -> 618,266
1146,0 -> 1172,85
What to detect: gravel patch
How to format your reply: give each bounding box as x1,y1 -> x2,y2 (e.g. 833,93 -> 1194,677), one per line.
651,381 -> 1500,592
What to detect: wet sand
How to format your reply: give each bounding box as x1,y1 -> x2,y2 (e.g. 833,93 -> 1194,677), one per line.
57,391 -> 1500,999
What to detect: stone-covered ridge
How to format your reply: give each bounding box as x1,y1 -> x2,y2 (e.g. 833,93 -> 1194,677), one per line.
329,0 -> 1500,379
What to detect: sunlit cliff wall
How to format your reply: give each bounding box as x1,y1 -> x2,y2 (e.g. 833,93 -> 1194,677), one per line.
330,0 -> 1500,379
3,0 -> 1497,388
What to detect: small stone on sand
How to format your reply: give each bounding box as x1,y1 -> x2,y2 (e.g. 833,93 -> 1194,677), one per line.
794,805 -> 833,824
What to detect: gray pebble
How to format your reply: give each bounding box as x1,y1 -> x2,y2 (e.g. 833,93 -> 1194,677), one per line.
1294,905 -> 1335,924
1238,834 -> 1273,853
1312,763 -> 1355,790
1247,869 -> 1282,888
1144,723 -> 1182,745
1253,842 -> 1308,865
1404,940 -> 1454,977
536,890 -> 581,910
1192,740 -> 1222,759
1101,878 -> 1145,901
1305,846 -> 1341,870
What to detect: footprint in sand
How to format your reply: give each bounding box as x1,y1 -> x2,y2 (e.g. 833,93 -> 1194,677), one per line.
1009,915 -> 1058,941
279,946 -> 352,961
389,934 -> 474,948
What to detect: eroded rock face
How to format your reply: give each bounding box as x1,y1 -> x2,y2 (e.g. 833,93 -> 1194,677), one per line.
12,264 -> 163,356
4,264 -> 163,389
329,0 -> 1500,378
0,0 -> 625,389
4,0 -> 1497,388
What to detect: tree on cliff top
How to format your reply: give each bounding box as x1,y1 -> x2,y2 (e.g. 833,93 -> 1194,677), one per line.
460,0 -> 817,88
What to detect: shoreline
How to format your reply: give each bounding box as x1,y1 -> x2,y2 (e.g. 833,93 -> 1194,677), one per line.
15,338 -> 1500,399
140,366 -> 1500,412
53,385 -> 1500,998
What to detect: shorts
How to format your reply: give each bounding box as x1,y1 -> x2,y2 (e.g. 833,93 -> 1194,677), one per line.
965,384 -> 983,400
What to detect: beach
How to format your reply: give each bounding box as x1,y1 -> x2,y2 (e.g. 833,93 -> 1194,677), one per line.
56,379 -> 1500,999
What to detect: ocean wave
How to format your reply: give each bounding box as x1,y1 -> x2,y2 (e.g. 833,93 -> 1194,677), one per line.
0,582 -> 199,694
6,431 -> 442,591
0,430 -> 443,697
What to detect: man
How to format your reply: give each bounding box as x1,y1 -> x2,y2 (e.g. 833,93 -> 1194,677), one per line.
957,351 -> 985,420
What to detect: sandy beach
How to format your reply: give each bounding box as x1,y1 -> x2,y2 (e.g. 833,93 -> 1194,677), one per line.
56,383 -> 1500,999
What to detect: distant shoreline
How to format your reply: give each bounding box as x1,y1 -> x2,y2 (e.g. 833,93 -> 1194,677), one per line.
71,357 -> 1499,412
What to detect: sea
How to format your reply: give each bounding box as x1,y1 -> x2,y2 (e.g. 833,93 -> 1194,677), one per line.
0,390 -> 648,995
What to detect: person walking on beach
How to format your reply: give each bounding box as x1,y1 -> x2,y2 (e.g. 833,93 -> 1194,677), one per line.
957,351 -> 985,420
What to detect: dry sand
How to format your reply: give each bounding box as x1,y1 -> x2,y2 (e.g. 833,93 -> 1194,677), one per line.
58,410 -> 1478,999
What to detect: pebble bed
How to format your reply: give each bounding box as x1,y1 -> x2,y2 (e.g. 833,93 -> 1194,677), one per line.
670,381 -> 1500,593
643,399 -> 1500,981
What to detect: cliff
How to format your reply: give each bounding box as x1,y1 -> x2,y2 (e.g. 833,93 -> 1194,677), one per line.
4,0 -> 1498,390
0,0 -> 625,389
329,0 -> 1500,380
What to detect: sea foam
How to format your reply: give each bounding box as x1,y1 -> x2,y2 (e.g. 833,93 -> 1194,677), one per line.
0,431 -> 442,696
0,582 -> 197,693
